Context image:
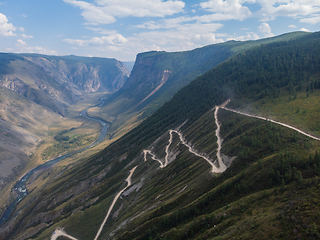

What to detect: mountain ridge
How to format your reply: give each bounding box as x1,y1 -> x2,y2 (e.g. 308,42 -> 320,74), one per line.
0,31 -> 319,239
92,31 -> 309,143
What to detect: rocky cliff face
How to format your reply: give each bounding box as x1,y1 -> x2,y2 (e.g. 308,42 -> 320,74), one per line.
113,44 -> 235,113
0,53 -> 129,115
25,55 -> 129,93
123,52 -> 171,103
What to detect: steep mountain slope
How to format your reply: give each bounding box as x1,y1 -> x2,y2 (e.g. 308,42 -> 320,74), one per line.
22,54 -> 129,93
90,32 -> 308,141
0,86 -> 63,203
1,31 -> 320,239
114,31 -> 309,113
0,53 -> 129,116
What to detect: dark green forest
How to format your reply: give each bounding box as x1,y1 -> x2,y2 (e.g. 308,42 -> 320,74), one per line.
108,32 -> 320,155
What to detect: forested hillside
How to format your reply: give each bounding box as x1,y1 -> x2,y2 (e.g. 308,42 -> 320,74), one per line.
90,31 -> 308,143
1,31 -> 320,240
110,32 -> 320,152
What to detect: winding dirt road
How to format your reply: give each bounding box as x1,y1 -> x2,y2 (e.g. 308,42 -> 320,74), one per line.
143,150 -> 164,168
93,165 -> 137,240
214,107 -> 227,172
50,99 -> 320,239
50,166 -> 137,240
143,110 -> 227,173
50,229 -> 78,240
221,107 -> 320,141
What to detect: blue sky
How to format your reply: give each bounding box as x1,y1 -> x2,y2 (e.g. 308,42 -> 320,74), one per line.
0,0 -> 319,61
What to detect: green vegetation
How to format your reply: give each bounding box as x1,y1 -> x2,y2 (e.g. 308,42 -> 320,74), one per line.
42,134 -> 95,161
116,110 -> 320,240
3,31 -> 320,240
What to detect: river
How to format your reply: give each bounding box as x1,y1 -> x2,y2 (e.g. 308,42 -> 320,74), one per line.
0,98 -> 109,226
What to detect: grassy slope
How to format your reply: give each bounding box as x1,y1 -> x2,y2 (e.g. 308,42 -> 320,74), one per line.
31,103 -> 320,240
115,109 -> 320,240
242,89 -> 320,137
4,31 -> 320,239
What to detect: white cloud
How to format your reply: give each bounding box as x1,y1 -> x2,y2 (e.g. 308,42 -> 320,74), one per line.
64,33 -> 128,46
85,27 -> 118,35
200,0 -> 252,21
66,23 -> 223,48
64,23 -> 225,61
16,45 -> 58,55
61,0 -> 320,61
258,22 -> 274,37
256,0 -> 320,21
16,39 -> 26,46
300,27 -> 310,32
136,16 -> 195,29
0,13 -> 17,36
19,27 -> 25,32
300,16 -> 320,24
63,0 -> 185,25
22,33 -> 33,38
227,32 -> 259,41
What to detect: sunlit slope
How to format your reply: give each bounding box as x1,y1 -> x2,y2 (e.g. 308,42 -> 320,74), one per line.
21,54 -> 129,93
2,31 -> 320,239
0,86 -> 62,204
0,53 -> 129,116
0,53 -> 75,115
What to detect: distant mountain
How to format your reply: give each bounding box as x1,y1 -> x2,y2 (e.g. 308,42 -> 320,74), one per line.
3,31 -> 320,240
22,54 -> 129,93
0,53 -> 129,116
